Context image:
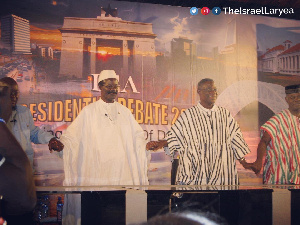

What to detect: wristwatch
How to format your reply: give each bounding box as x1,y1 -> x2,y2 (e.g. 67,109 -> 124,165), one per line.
239,157 -> 246,163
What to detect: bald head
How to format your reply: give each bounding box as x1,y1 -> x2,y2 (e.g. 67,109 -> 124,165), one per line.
0,82 -> 12,122
0,77 -> 18,87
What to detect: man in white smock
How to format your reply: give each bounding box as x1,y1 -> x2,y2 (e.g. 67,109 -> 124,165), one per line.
60,70 -> 149,186
56,70 -> 149,224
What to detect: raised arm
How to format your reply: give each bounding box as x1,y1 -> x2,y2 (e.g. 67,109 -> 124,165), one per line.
251,131 -> 271,174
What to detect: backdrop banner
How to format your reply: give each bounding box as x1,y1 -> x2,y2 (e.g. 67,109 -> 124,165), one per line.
0,0 -> 299,185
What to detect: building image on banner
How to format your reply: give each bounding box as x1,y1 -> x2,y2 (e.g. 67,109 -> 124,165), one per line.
257,24 -> 300,126
59,5 -> 156,102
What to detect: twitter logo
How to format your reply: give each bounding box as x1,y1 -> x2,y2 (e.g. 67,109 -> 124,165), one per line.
190,7 -> 198,15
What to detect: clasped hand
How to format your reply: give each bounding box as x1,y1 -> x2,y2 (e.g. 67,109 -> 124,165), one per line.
240,160 -> 262,175
146,140 -> 167,151
48,138 -> 64,152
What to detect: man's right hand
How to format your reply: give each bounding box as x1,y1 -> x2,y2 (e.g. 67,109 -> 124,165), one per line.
250,161 -> 263,175
146,140 -> 167,151
239,159 -> 262,175
48,138 -> 64,152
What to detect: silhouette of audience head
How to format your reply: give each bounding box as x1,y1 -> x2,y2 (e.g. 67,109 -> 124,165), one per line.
137,211 -> 227,225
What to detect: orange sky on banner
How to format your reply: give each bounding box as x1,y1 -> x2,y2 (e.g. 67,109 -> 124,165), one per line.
30,25 -> 62,49
67,84 -> 94,97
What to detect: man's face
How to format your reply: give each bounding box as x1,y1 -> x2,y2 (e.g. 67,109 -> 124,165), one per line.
286,92 -> 300,111
197,81 -> 218,109
10,84 -> 19,110
99,78 -> 119,103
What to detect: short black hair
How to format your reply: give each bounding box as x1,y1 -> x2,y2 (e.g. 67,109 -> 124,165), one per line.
285,84 -> 300,94
197,78 -> 214,90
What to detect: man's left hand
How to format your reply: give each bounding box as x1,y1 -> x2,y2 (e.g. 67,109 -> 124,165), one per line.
48,138 -> 64,152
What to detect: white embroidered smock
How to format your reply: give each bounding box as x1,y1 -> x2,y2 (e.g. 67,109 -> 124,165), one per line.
60,99 -> 149,186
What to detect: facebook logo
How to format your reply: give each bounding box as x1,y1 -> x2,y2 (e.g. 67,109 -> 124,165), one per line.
212,7 -> 222,15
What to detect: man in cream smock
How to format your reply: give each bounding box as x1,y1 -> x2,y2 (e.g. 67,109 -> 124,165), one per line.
60,70 -> 149,186
57,70 -> 149,224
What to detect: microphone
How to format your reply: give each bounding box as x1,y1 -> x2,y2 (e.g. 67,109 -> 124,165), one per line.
105,114 -> 112,121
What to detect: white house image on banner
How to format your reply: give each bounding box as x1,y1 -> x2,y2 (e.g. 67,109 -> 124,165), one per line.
258,40 -> 300,76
